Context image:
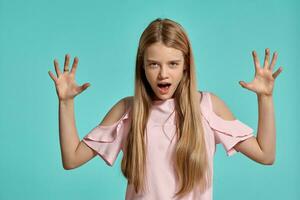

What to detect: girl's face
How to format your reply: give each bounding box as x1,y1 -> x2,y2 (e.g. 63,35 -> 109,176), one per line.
143,42 -> 186,101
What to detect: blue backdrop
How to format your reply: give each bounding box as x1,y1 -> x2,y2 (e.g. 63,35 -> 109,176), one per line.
0,0 -> 299,199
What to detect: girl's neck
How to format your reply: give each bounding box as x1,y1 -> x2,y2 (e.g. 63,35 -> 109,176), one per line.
152,97 -> 175,105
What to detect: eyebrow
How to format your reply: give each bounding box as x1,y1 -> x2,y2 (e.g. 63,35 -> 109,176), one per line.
146,59 -> 182,63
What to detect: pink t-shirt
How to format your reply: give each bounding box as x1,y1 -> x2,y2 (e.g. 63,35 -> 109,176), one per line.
82,91 -> 254,200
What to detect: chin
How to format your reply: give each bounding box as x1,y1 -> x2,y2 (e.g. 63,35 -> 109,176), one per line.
155,91 -> 174,100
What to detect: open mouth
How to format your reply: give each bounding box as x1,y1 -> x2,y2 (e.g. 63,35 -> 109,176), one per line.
157,83 -> 171,88
157,83 -> 171,94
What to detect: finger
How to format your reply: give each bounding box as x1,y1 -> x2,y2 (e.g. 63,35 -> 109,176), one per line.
64,54 -> 70,72
272,67 -> 283,79
263,48 -> 270,69
78,83 -> 91,93
239,81 -> 248,88
239,81 -> 254,91
269,51 -> 278,71
54,59 -> 62,77
252,50 -> 260,70
48,70 -> 58,83
70,56 -> 79,75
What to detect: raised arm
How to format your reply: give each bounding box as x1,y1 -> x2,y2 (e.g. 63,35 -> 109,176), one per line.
48,54 -> 132,170
210,48 -> 283,165
48,54 -> 91,169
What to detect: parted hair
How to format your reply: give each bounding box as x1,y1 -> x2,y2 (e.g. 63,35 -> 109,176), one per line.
121,18 -> 211,199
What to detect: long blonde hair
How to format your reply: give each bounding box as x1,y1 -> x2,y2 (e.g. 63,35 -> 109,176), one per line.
121,18 -> 211,198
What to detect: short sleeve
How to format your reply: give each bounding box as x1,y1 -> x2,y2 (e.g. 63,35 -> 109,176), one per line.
82,106 -> 131,166
200,92 -> 255,156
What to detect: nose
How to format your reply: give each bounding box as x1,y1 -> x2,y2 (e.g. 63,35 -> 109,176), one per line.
158,65 -> 168,79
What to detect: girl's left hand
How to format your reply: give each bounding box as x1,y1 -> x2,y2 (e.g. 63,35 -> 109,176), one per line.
239,48 -> 283,97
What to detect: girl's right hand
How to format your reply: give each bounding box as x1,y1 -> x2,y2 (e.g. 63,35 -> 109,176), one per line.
48,54 -> 91,102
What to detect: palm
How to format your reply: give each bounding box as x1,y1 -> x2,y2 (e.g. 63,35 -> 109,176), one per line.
55,73 -> 81,100
48,54 -> 91,101
239,48 -> 283,96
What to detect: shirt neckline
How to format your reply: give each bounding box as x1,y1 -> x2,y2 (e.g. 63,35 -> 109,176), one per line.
152,98 -> 175,105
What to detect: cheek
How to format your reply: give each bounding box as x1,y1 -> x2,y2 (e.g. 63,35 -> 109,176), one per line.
173,71 -> 184,83
145,71 -> 157,86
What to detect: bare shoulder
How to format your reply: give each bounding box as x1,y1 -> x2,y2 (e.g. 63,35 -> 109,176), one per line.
99,96 -> 133,126
209,92 -> 236,121
69,96 -> 133,169
124,96 -> 134,107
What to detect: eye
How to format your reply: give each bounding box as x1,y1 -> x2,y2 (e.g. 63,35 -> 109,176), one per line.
169,62 -> 178,67
149,63 -> 159,68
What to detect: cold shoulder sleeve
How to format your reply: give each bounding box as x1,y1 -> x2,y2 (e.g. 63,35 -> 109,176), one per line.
200,91 -> 255,156
82,105 -> 131,166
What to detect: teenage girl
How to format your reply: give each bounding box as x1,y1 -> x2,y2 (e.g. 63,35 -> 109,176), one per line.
48,18 -> 283,200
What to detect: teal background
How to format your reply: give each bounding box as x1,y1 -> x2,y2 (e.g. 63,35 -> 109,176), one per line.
0,0 -> 298,199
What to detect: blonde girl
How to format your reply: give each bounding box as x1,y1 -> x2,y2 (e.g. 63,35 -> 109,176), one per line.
48,18 -> 282,200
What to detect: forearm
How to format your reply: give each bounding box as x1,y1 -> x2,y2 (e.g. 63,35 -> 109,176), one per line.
256,94 -> 276,163
59,99 -> 80,169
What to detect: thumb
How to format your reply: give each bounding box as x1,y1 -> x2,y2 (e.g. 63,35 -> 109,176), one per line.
239,81 -> 249,88
79,83 -> 91,93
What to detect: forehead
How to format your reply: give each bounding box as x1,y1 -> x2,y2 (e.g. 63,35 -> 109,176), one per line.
144,42 -> 183,61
